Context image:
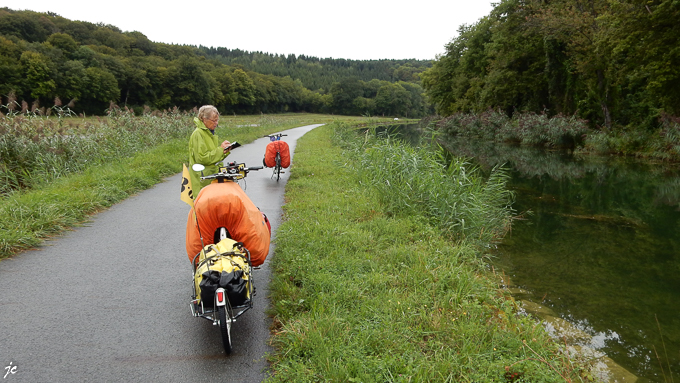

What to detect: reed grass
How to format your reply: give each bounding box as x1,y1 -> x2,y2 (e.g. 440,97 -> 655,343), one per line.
338,125 -> 514,246
581,114 -> 680,161
436,109 -> 591,150
0,105 -> 191,194
435,109 -> 680,162
0,97 -> 394,196
267,122 -> 598,382
0,108 -> 388,259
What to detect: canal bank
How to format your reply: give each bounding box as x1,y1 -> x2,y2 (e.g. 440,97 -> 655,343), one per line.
442,135 -> 680,382
265,122 -> 602,382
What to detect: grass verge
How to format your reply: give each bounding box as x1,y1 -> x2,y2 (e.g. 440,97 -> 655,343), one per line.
266,123 -> 597,382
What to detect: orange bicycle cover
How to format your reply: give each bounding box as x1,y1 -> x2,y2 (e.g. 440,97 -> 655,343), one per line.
186,181 -> 271,266
264,141 -> 291,168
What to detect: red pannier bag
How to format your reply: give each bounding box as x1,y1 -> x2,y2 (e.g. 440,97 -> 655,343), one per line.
263,141 -> 290,168
186,181 -> 271,266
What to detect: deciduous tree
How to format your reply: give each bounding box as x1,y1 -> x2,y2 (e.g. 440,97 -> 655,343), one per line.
20,50 -> 56,100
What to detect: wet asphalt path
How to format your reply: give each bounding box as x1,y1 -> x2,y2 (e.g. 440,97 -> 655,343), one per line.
0,124 -> 324,382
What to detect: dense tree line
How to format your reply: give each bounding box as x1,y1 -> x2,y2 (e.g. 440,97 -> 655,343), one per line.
0,8 -> 430,117
198,46 -> 432,91
421,0 -> 680,130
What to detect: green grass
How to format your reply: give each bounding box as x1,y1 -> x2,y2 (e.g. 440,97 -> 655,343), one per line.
0,112 -> 402,259
0,112 -> 598,381
338,126 -> 515,247
0,108 -> 402,195
266,123 -> 598,382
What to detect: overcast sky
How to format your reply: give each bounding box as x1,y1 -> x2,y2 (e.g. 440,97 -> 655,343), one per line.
9,0 -> 495,61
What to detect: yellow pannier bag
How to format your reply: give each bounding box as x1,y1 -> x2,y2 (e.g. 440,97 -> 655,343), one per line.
193,238 -> 251,306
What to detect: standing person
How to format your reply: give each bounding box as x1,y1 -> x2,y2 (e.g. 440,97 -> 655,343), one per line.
188,105 -> 231,197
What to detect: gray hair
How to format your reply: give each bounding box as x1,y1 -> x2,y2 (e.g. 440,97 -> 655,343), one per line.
197,105 -> 219,121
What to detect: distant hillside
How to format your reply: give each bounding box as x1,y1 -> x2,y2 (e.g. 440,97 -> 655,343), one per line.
198,46 -> 432,91
0,7 -> 431,117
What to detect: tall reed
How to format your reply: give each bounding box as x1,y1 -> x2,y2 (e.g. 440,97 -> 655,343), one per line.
0,103 -> 192,195
335,123 -> 515,246
437,110 -> 590,150
582,113 -> 680,161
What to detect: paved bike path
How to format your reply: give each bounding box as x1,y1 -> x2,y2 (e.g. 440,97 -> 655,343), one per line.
0,124 -> 323,382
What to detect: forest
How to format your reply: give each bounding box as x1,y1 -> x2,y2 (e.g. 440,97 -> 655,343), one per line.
0,8 -> 432,117
3,1 -> 678,136
421,0 -> 679,131
199,47 -> 431,91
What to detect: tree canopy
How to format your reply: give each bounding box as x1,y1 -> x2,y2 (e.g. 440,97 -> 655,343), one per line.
422,0 -> 680,130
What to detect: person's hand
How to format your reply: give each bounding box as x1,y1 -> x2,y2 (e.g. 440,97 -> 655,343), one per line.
221,140 -> 231,150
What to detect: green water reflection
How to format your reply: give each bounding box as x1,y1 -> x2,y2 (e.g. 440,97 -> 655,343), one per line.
443,137 -> 680,382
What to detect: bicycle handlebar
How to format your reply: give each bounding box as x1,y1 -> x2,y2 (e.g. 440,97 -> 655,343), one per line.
264,133 -> 287,139
199,162 -> 262,181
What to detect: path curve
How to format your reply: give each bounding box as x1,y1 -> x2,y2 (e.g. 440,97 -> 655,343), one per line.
0,124 -> 323,382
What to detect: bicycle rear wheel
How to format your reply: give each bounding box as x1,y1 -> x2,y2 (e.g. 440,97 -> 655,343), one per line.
218,304 -> 233,354
275,152 -> 281,181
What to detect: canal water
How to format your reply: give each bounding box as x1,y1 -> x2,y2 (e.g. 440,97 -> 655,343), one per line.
384,124 -> 679,382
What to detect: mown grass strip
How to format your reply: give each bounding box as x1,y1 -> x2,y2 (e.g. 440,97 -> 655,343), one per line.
0,138 -> 186,257
267,123 -> 595,382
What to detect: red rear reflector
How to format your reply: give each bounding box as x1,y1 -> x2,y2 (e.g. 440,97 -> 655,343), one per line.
217,291 -> 224,302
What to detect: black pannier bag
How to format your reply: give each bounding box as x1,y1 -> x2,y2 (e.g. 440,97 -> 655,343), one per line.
199,269 -> 248,307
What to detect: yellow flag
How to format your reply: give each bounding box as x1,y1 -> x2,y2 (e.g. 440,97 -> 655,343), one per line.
180,164 -> 194,208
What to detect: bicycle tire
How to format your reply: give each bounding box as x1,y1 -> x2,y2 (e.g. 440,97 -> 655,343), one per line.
218,304 -> 233,354
275,152 -> 281,181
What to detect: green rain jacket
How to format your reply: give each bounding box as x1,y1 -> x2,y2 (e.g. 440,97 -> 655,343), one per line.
188,117 -> 229,197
